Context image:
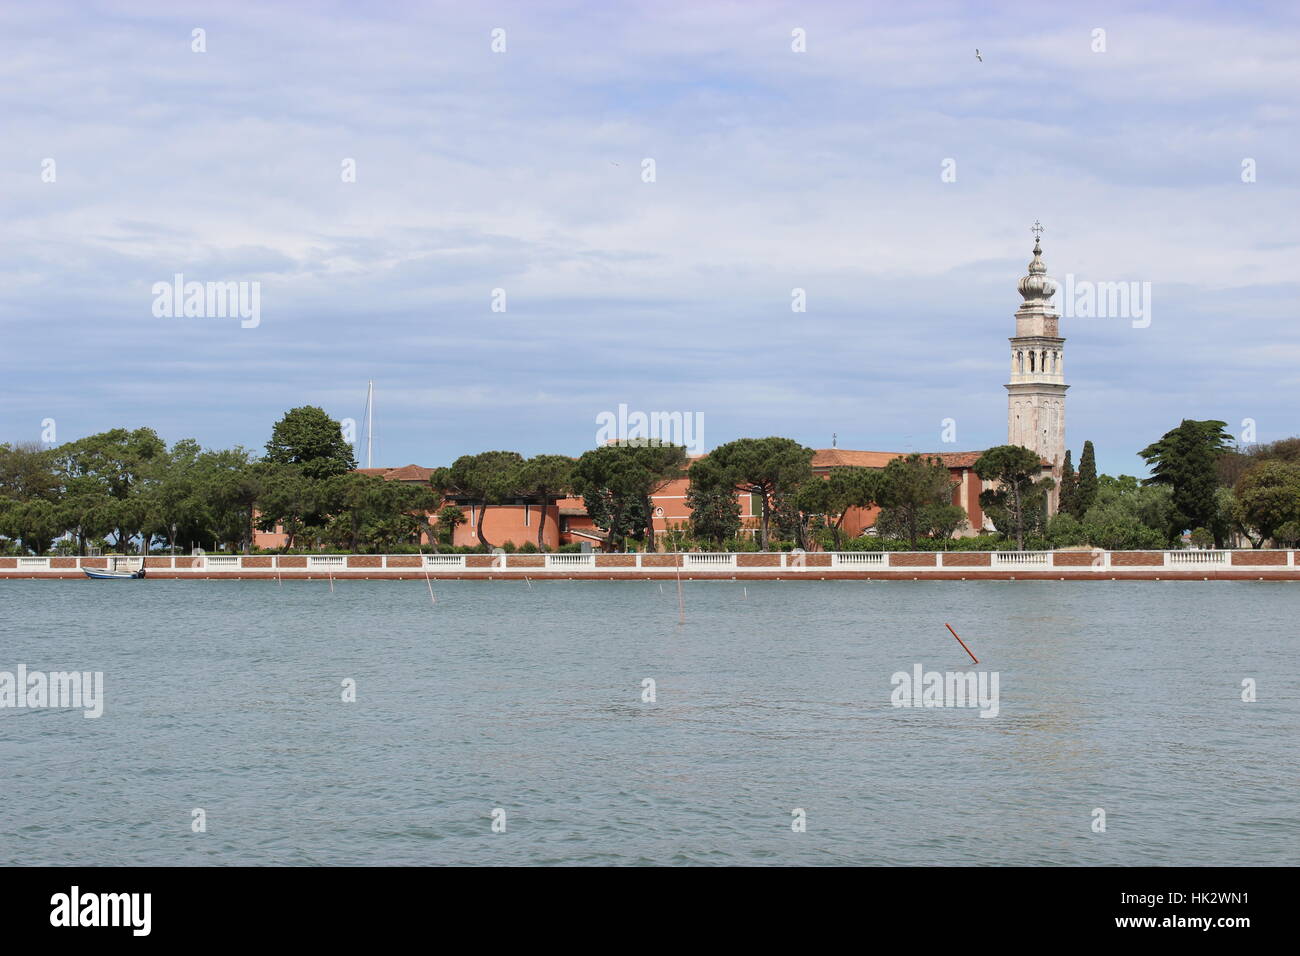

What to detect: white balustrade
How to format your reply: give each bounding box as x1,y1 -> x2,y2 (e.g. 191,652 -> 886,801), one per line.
831,552 -> 885,567
684,553 -> 737,569
1167,550 -> 1227,566
307,555 -> 345,569
423,554 -> 466,568
993,551 -> 1050,567
545,553 -> 595,568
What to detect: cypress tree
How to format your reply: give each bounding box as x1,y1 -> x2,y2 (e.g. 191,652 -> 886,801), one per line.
1058,449 -> 1077,517
1076,441 -> 1098,517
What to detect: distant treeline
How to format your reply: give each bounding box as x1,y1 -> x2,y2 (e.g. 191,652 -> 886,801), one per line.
2,410 -> 1297,555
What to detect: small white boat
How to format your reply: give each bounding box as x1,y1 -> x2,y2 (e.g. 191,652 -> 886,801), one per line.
84,559 -> 146,580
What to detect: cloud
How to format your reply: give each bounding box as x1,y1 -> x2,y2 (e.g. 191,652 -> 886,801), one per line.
0,1 -> 1297,474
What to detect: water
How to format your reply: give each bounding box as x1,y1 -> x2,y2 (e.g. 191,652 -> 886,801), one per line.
1,579 -> 1296,866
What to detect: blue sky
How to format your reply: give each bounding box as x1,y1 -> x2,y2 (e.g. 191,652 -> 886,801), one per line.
2,1 -> 1297,477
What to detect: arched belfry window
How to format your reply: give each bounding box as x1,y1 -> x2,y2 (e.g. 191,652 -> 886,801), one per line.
1029,351 -> 1035,372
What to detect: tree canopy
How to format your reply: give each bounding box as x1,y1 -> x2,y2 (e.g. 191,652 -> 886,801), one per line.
701,437 -> 813,550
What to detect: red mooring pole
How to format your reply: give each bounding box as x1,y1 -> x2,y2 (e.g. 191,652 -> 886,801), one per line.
945,622 -> 979,664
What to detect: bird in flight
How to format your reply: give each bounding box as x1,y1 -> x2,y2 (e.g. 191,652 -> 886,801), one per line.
975,49 -> 983,61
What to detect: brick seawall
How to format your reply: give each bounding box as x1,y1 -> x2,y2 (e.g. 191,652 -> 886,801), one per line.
1,551 -> 1296,581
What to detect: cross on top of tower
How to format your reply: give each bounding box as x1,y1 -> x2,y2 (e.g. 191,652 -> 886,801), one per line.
1031,220 -> 1044,242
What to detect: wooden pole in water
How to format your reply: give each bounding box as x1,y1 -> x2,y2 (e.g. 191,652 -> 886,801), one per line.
418,546 -> 436,605
675,552 -> 685,624
945,622 -> 978,664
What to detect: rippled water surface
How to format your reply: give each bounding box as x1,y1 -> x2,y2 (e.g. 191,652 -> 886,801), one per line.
1,579 -> 1296,865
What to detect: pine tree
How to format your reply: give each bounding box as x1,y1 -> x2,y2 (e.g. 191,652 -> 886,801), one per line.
1076,441 -> 1098,517
1140,420 -> 1233,544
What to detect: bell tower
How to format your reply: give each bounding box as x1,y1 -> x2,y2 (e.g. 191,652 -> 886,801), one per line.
1006,222 -> 1067,479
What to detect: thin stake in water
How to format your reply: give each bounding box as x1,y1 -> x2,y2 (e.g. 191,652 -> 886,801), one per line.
675,553 -> 685,625
945,622 -> 978,664
418,546 -> 436,606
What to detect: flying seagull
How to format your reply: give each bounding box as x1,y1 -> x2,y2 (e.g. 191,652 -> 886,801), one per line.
975,48 -> 982,61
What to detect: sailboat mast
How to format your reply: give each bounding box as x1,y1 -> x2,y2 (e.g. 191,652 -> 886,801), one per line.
366,380 -> 374,469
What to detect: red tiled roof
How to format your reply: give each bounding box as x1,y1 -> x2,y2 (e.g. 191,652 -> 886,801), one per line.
812,449 -> 1047,470
353,464 -> 435,482
812,449 -> 901,468
384,464 -> 434,481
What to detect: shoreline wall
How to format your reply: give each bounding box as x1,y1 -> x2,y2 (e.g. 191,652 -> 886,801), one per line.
2,550 -> 1297,581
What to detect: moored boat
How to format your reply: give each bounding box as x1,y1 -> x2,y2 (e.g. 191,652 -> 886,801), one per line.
83,564 -> 146,580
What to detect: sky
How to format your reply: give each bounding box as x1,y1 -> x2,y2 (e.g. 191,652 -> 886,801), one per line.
1,0 -> 1297,478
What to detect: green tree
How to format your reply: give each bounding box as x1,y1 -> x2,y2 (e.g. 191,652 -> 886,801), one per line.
685,457 -> 741,547
198,448 -> 262,551
975,445 -> 1053,551
53,428 -> 166,553
704,437 -> 813,550
327,472 -> 398,552
395,483 -> 440,551
876,454 -> 959,548
432,451 -> 525,549
434,504 -> 466,549
0,498 -> 63,555
823,467 -> 882,549
1058,449 -> 1078,517
1140,421 -> 1232,545
0,442 -> 63,554
264,407 -> 357,479
1046,512 -> 1086,548
256,464 -> 326,550
516,454 -> 574,550
0,442 -> 60,501
1233,461 -> 1300,548
571,443 -> 685,552
782,468 -> 883,550
1079,475 -> 1177,549
1074,441 -> 1098,517
139,439 -> 202,552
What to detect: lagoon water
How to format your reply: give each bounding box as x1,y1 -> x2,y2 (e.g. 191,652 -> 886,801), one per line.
0,578 -> 1296,866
